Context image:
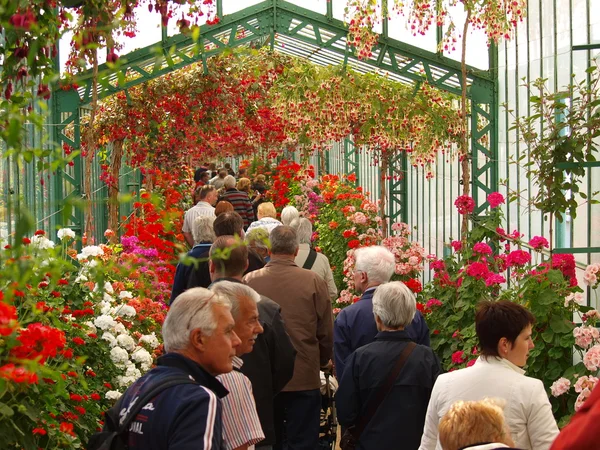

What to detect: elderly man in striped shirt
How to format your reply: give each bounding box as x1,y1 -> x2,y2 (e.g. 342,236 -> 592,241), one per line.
211,278 -> 266,450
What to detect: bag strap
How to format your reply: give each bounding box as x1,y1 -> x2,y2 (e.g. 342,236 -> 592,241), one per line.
116,375 -> 199,434
302,249 -> 318,270
353,341 -> 417,439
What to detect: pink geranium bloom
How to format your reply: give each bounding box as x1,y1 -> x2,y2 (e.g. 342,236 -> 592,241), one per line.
529,236 -> 549,250
451,350 -> 466,364
473,242 -> 492,255
507,249 -> 531,267
485,273 -> 506,287
487,192 -> 505,208
454,195 -> 475,215
466,262 -> 490,280
451,240 -> 462,252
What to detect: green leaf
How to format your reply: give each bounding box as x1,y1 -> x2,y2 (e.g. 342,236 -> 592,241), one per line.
0,402 -> 14,417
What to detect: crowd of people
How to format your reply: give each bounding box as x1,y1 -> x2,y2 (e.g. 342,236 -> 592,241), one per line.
94,163 -> 600,450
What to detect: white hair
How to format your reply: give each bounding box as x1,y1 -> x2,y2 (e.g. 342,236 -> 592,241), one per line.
192,215 -> 216,244
291,218 -> 312,244
280,205 -> 299,226
163,288 -> 231,352
354,245 -> 395,284
223,175 -> 236,189
210,281 -> 261,319
372,281 -> 416,329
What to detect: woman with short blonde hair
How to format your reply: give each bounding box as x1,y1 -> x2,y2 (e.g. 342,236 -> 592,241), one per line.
237,177 -> 252,193
247,202 -> 282,234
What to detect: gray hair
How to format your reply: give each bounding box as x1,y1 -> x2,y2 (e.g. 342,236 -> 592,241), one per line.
163,288 -> 231,352
354,245 -> 395,284
210,281 -> 261,319
291,218 -> 312,245
270,226 -> 298,255
192,215 -> 216,244
280,205 -> 299,226
223,175 -> 236,189
372,281 -> 416,329
246,227 -> 270,251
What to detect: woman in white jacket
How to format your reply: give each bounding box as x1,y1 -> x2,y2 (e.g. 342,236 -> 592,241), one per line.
418,300 -> 559,450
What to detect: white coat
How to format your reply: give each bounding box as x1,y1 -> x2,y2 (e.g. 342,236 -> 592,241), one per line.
418,356 -> 559,450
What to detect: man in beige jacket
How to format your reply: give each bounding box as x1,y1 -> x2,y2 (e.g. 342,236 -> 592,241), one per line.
244,225 -> 333,450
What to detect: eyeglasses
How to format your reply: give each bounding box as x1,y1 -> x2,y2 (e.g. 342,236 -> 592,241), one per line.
185,294 -> 216,330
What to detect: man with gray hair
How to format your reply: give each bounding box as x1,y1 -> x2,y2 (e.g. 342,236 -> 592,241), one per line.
334,245 -> 430,380
107,287 -> 241,449
291,218 -> 337,299
280,205 -> 299,226
244,226 -> 333,450
219,175 -> 255,229
336,281 -> 441,450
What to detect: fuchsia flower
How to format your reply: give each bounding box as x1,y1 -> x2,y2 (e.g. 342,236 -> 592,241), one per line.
426,298 -> 442,308
506,250 -> 531,267
451,350 -> 466,364
454,195 -> 475,215
466,262 -> 489,280
450,240 -> 462,252
485,273 -> 506,287
430,260 -> 446,271
529,236 -> 549,250
473,242 -> 492,255
487,192 -> 505,208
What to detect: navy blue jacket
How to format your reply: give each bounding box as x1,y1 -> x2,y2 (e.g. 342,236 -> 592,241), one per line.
336,331 -> 441,450
118,353 -> 228,450
334,287 -> 430,380
170,243 -> 211,303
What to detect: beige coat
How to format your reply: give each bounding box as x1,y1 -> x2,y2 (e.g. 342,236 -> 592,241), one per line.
244,258 -> 333,392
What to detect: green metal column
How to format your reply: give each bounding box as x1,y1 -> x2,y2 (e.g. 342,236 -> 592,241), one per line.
388,151 -> 408,223
343,137 -> 359,184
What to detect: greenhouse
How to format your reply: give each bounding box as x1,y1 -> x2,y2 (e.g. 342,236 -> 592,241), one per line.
1,0 -> 599,448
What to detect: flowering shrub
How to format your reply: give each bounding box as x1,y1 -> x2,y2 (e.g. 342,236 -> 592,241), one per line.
423,192 -> 585,424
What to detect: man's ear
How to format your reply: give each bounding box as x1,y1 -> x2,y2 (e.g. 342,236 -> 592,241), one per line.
294,246 -> 299,257
209,259 -> 216,275
190,328 -> 207,352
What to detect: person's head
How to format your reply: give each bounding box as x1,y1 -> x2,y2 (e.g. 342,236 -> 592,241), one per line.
213,212 -> 244,238
210,281 -> 263,356
223,175 -> 236,189
194,168 -> 208,183
291,218 -> 313,245
192,216 -> 216,244
353,245 -> 395,292
254,174 -> 266,185
238,168 -> 247,178
237,177 -> 251,193
163,288 -> 241,375
269,226 -> 298,257
209,235 -> 249,280
197,185 -> 218,205
257,202 -> 277,220
280,205 -> 299,226
438,399 -> 515,450
246,227 -> 270,260
200,171 -> 210,184
224,162 -> 232,170
372,281 -> 416,331
218,168 -> 227,178
476,300 -> 536,367
215,201 -> 234,216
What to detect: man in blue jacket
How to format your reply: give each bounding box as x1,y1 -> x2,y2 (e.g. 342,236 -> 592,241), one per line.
334,245 -> 430,380
116,287 -> 241,449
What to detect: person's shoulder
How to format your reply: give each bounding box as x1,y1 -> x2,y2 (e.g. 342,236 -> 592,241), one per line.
257,295 -> 280,316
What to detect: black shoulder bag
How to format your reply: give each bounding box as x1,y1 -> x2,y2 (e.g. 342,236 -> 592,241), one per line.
87,375 -> 198,450
302,249 -> 318,270
340,341 -> 417,450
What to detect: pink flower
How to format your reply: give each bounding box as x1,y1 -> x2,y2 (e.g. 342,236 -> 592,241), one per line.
574,326 -> 600,349
550,377 -> 571,397
583,345 -> 600,371
576,390 -> 591,411
574,375 -> 598,393
452,330 -> 460,338
430,260 -> 446,271
426,298 -> 442,308
529,236 -> 549,250
506,250 -> 531,267
348,212 -> 368,225
454,195 -> 475,214
466,359 -> 476,367
485,273 -> 506,287
473,242 -> 492,255
451,350 -> 466,364
466,262 -> 490,280
487,192 -> 505,208
450,240 -> 462,252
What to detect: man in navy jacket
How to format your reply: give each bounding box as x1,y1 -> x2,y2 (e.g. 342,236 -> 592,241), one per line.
116,287 -> 241,449
334,246 -> 430,380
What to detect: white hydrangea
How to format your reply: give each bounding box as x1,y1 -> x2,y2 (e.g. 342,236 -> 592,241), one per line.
77,245 -> 104,260
94,315 -> 118,331
140,333 -> 160,349
113,323 -> 127,335
116,334 -> 136,352
102,332 -> 117,347
116,305 -> 136,318
110,346 -> 129,365
31,235 -> 55,249
105,390 -> 122,400
57,228 -> 76,241
132,348 -> 153,367
119,291 -> 133,299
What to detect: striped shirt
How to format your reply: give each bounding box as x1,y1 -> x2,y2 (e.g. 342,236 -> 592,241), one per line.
182,201 -> 216,233
219,189 -> 255,229
217,357 -> 265,450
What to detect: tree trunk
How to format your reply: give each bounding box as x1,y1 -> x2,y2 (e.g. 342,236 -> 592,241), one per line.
107,139 -> 124,243
460,9 -> 472,240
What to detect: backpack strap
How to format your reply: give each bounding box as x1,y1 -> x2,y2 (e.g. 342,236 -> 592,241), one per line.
302,249 -> 318,270
116,375 -> 199,433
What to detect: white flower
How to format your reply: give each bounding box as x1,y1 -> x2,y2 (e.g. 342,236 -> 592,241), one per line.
132,348 -> 153,367
116,305 -> 136,318
74,273 -> 89,283
117,334 -> 136,352
103,293 -> 116,304
77,245 -> 104,260
99,301 -> 113,315
102,332 -> 117,347
94,315 -> 117,331
84,259 -> 99,269
110,346 -> 129,365
113,323 -> 127,335
105,390 -> 122,400
31,235 -> 55,249
57,228 -> 76,241
84,321 -> 97,334
140,333 -> 160,349
117,375 -> 138,388
125,365 -> 142,379
119,291 -> 133,299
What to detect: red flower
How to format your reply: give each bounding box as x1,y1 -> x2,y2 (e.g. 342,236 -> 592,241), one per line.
61,348 -> 74,359
51,291 -> 61,298
70,393 -> 83,402
104,382 -> 112,388
22,237 -> 31,245
67,371 -> 77,377
347,173 -> 357,183
58,279 -> 69,286
88,333 -> 98,339
91,393 -> 101,401
75,406 -> 86,415
328,221 -> 339,229
452,350 -> 466,364
86,369 -> 97,377
0,301 -> 17,336
454,195 -> 475,214
506,250 -> 531,267
32,427 -> 47,435
405,278 -> 422,294
0,363 -> 38,384
487,192 -> 505,208
466,262 -> 490,280
59,422 -> 75,436
348,239 -> 360,249
34,230 -> 45,236
11,323 -> 66,363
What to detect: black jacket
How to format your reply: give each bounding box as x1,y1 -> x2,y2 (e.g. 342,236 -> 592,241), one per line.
336,330 -> 441,450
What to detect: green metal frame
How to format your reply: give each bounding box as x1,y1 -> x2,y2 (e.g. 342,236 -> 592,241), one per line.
50,0 -> 498,232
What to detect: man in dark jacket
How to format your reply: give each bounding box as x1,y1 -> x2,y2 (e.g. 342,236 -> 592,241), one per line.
334,245 -> 430,380
336,281 -> 441,450
209,235 -> 296,449
114,287 -> 241,449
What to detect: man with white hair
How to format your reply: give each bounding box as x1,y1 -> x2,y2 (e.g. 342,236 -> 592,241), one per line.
280,205 -> 299,226
291,218 -> 337,299
336,282 -> 441,450
219,175 -> 255,229
209,168 -> 228,190
334,245 -> 430,380
105,287 -> 241,449
210,280 -> 266,450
